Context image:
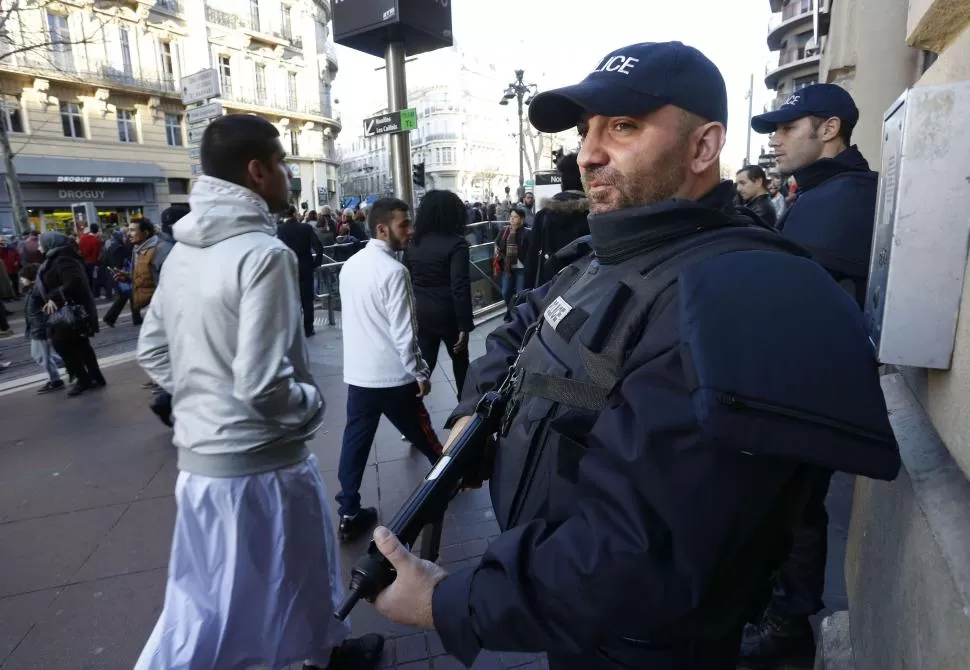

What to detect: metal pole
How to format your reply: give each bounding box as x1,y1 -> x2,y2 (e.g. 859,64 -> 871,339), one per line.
385,41 -> 413,208
517,92 -> 525,197
745,73 -> 754,167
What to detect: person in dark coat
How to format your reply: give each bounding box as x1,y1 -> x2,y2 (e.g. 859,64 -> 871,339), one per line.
743,82 -> 878,667
38,232 -> 105,396
277,204 -> 324,337
493,207 -> 531,307
735,164 -> 777,228
403,190 -> 474,397
523,153 -> 591,289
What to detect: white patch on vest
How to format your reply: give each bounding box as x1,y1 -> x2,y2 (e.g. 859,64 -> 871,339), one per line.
544,296 -> 573,330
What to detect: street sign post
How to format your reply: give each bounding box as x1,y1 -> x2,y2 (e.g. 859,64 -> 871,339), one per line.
187,122 -> 210,145
334,0 -> 453,209
363,108 -> 418,137
180,69 -> 221,105
186,101 -> 224,125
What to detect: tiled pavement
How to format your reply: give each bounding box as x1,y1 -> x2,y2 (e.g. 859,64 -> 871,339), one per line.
0,314 -> 851,669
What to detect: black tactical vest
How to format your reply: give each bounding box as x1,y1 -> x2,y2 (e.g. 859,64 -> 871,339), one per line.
490,224 -> 805,531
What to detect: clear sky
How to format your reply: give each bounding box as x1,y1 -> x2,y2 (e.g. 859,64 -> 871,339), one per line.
331,0 -> 776,170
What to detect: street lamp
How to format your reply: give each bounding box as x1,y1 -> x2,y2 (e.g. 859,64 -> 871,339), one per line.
499,69 -> 538,198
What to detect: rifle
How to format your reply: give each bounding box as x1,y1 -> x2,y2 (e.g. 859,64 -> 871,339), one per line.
333,364 -> 519,621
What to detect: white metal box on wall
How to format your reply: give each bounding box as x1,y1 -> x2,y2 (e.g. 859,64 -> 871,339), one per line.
865,80 -> 970,370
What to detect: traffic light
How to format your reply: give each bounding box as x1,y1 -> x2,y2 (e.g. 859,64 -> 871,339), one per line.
412,162 -> 426,188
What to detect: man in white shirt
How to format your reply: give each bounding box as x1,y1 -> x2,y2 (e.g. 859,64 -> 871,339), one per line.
135,114 -> 382,670
337,198 -> 444,542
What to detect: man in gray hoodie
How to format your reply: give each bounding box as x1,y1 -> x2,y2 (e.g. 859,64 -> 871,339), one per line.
135,114 -> 383,670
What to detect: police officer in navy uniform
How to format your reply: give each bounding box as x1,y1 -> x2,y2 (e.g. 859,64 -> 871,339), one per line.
740,84 -> 880,668
365,42 -> 899,670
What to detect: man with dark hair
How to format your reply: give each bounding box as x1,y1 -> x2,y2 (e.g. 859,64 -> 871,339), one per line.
735,164 -> 777,228
741,84 -> 879,669
135,114 -> 382,670
336,196 -> 443,542
523,152 -> 591,288
364,42 -> 898,670
277,201 -> 324,337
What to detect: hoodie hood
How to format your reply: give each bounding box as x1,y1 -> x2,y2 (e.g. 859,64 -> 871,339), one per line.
177,175 -> 276,248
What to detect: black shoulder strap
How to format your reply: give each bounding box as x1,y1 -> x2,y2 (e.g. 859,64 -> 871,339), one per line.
519,229 -> 794,411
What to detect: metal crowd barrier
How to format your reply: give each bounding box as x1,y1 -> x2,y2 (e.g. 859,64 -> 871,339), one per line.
311,221 -> 514,326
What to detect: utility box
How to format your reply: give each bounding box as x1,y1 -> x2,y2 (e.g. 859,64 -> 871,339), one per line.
332,0 -> 453,59
865,80 -> 970,369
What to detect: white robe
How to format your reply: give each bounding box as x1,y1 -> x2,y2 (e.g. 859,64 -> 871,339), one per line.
135,454 -> 350,670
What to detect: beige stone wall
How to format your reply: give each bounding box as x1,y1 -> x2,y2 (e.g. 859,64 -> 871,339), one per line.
820,0 -> 919,164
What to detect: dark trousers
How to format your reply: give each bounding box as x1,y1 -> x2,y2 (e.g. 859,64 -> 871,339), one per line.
768,469 -> 832,617
7,272 -> 18,297
417,330 -> 469,398
0,302 -> 8,330
51,333 -> 104,386
336,382 -> 443,516
104,293 -> 142,326
83,263 -> 96,294
299,272 -> 315,335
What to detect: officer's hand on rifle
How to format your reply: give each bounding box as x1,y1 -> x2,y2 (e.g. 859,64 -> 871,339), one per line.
416,379 -> 432,398
371,525 -> 448,629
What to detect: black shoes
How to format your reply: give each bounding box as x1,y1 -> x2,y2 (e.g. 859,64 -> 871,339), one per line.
36,379 -> 65,394
738,607 -> 816,669
304,633 -> 385,670
338,507 -> 378,543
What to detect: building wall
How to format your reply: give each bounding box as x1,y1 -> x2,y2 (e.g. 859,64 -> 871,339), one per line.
820,0 -> 919,163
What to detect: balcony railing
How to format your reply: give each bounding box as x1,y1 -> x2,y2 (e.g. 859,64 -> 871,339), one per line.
0,55 -> 177,95
779,46 -> 812,66
220,85 -> 336,118
782,0 -> 813,21
206,6 -> 302,48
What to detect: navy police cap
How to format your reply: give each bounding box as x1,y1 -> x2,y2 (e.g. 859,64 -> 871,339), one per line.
751,83 -> 859,134
528,41 -> 729,133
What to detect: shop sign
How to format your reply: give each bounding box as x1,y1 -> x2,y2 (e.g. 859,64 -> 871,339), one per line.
55,176 -> 127,184
58,189 -> 106,200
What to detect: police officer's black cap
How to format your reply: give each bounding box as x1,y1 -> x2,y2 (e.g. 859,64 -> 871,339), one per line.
528,41 -> 729,133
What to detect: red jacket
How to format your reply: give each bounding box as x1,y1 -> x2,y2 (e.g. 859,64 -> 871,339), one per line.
0,246 -> 19,275
78,233 -> 103,265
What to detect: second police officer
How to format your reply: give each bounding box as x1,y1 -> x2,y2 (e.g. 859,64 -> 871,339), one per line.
368,42 -> 900,670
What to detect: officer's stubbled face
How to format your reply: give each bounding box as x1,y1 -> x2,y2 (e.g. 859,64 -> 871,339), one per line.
769,116 -> 827,175
577,106 -> 693,215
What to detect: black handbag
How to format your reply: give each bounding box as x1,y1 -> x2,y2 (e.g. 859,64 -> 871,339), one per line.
36,273 -> 93,338
47,303 -> 92,336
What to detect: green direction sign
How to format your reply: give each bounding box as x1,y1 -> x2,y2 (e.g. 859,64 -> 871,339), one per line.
363,108 -> 418,137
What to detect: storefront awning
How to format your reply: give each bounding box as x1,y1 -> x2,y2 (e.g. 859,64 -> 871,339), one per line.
5,156 -> 166,184
341,196 -> 361,210
364,195 -> 381,206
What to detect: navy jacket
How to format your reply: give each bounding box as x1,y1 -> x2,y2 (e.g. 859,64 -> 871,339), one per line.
432,183 -> 897,667
778,145 -> 878,307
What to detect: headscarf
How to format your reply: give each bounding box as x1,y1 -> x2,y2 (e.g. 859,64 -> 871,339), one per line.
40,231 -> 70,257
